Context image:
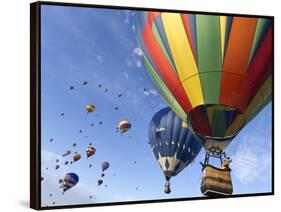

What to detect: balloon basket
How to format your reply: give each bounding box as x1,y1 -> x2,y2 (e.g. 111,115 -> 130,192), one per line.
201,165 -> 233,196
200,151 -> 233,196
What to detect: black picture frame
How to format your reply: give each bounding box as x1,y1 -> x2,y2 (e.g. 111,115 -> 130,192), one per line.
30,1 -> 274,210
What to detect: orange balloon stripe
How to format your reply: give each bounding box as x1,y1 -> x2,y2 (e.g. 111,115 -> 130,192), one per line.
142,21 -> 193,113
223,17 -> 257,74
180,14 -> 197,64
220,17 -> 258,108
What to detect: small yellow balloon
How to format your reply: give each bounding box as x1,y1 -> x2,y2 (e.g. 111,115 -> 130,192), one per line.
86,104 -> 95,113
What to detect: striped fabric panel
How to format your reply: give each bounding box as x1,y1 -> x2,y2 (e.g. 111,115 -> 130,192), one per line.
139,12 -> 272,147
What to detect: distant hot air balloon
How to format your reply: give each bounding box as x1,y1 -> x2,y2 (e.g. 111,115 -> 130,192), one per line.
117,119 -> 131,134
65,161 -> 69,165
49,138 -> 53,142
73,152 -> 81,162
97,179 -> 103,186
101,161 -> 110,172
63,150 -> 71,157
149,107 -> 202,193
73,143 -> 77,147
86,146 -> 96,158
90,123 -> 94,127
69,86 -> 74,90
86,104 -> 95,113
60,173 -> 79,192
83,81 -> 88,85
60,113 -> 64,116
118,93 -> 122,98
138,12 -> 272,154
101,173 -> 105,178
55,165 -> 60,170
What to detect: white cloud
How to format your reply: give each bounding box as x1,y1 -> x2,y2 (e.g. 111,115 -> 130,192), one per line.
132,25 -> 136,32
133,47 -> 142,56
144,90 -> 150,96
123,11 -> 130,24
231,135 -> 271,185
41,169 -> 96,207
135,60 -> 142,68
126,58 -> 132,67
143,89 -> 159,97
123,72 -> 129,79
149,89 -> 158,96
96,55 -> 103,63
42,150 -> 62,162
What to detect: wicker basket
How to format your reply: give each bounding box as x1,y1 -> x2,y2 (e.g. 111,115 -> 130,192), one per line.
201,165 -> 233,196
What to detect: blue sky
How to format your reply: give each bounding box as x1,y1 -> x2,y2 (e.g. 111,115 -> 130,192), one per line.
40,5 -> 272,207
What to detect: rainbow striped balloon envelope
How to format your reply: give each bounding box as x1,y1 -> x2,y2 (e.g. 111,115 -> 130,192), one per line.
137,12 -> 273,152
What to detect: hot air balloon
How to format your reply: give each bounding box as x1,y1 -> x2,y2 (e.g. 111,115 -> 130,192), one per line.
73,152 -> 81,162
60,173 -> 79,192
138,12 -> 272,153
86,104 -> 95,113
69,86 -> 74,90
101,173 -> 105,178
55,165 -> 60,170
149,107 -> 202,193
73,143 -> 77,147
101,161 -> 110,172
86,146 -> 96,158
63,150 -> 71,157
116,119 -> 131,134
138,12 -> 272,196
97,179 -> 103,186
83,81 -> 88,85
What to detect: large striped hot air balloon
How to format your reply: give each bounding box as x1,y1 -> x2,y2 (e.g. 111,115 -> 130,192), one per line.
149,107 -> 202,193
137,12 -> 272,153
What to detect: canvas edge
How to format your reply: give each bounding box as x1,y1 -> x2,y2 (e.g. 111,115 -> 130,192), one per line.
30,2 -> 41,210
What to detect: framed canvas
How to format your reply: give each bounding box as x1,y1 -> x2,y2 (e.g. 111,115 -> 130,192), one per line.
30,1 -> 274,210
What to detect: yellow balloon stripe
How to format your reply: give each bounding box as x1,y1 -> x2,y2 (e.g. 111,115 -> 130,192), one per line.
161,12 -> 204,108
220,16 -> 227,61
244,74 -> 272,121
